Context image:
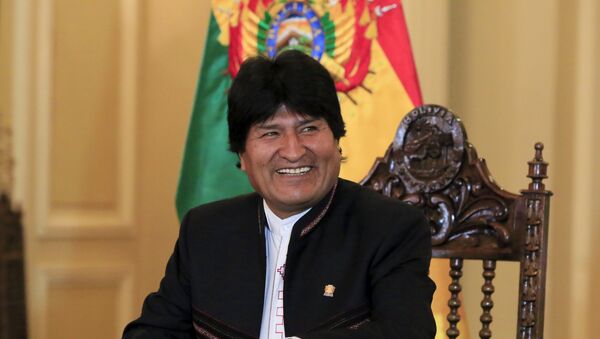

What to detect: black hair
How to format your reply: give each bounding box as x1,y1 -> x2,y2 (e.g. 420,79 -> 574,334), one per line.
227,50 -> 346,153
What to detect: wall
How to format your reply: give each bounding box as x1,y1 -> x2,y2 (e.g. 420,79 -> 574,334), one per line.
431,0 -> 599,338
7,0 -> 210,338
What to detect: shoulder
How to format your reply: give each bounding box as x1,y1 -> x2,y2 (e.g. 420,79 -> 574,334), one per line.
180,192 -> 261,233
187,192 -> 259,216
333,179 -> 429,245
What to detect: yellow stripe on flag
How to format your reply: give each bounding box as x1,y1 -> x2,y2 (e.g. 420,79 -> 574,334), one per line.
339,41 -> 413,181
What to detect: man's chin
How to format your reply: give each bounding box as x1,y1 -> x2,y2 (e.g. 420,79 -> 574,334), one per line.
280,199 -> 313,212
268,196 -> 315,217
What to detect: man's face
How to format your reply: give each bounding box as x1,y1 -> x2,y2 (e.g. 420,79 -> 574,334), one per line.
239,106 -> 341,218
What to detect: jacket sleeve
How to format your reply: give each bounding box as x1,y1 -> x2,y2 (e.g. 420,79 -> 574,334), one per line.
300,210 -> 437,339
122,213 -> 195,339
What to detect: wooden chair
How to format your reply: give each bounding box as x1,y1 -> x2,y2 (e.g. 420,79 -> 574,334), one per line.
361,105 -> 551,339
0,193 -> 28,339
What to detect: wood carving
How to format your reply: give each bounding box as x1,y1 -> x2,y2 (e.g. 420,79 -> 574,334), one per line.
517,143 -> 551,339
362,105 -> 519,259
361,105 -> 552,338
0,193 -> 28,339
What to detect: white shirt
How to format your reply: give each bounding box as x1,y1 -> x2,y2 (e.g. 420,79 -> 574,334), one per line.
259,201 -> 309,339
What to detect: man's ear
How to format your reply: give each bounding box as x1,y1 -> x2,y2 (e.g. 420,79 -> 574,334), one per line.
238,153 -> 246,171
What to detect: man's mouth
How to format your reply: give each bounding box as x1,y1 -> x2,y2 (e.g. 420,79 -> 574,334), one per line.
276,166 -> 312,176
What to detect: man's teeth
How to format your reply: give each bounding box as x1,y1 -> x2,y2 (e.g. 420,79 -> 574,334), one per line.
276,167 -> 312,175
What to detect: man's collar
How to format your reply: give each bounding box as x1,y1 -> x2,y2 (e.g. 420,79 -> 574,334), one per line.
258,179 -> 339,241
296,179 -> 338,238
263,200 -> 310,236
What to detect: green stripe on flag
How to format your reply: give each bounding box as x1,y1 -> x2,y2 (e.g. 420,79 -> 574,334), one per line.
176,14 -> 253,221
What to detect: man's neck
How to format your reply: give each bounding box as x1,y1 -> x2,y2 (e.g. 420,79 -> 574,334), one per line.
263,200 -> 310,234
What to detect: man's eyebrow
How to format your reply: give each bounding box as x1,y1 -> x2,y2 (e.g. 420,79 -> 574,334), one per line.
255,122 -> 280,130
297,117 -> 319,125
255,117 -> 320,129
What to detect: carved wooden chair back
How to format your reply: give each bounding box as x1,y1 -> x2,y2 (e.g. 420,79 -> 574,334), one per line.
0,193 -> 28,339
361,105 -> 551,339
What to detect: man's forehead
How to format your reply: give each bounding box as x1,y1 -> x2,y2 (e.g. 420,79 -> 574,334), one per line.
255,110 -> 323,127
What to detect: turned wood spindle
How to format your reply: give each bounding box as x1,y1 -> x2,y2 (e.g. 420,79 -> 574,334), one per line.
527,142 -> 548,192
479,259 -> 496,339
447,258 -> 463,339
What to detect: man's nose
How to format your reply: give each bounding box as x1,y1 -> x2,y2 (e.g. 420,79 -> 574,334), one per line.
279,132 -> 306,161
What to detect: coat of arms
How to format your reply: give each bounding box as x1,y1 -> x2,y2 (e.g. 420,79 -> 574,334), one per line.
211,0 -> 398,93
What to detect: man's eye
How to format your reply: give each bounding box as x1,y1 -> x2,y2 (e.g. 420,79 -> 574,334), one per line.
261,131 -> 279,138
301,126 -> 318,133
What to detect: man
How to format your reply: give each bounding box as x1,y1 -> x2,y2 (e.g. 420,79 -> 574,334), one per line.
123,50 -> 436,338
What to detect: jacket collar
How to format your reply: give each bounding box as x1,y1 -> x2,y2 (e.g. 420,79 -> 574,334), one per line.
257,179 -> 339,240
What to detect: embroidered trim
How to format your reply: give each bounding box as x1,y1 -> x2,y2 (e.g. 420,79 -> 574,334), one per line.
348,318 -> 371,330
193,322 -> 220,339
300,180 -> 338,237
310,304 -> 371,331
192,306 -> 257,339
257,201 -> 263,235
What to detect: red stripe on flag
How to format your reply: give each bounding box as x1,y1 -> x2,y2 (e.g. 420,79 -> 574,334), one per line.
336,1 -> 371,92
375,0 -> 423,106
228,9 -> 243,77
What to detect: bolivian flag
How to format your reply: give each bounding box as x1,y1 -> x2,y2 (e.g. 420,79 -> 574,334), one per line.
177,1 -> 466,337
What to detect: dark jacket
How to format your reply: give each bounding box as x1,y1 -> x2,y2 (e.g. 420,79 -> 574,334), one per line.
123,179 -> 436,338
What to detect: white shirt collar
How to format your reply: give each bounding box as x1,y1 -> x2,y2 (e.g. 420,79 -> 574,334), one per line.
263,200 -> 310,237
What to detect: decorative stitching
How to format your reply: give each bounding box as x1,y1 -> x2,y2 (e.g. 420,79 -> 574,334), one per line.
193,322 -> 220,339
257,206 -> 262,234
309,304 -> 370,331
348,318 -> 371,330
192,306 -> 257,339
326,307 -> 370,330
300,180 -> 338,237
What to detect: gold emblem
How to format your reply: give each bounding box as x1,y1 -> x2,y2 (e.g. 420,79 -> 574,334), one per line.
323,284 -> 336,297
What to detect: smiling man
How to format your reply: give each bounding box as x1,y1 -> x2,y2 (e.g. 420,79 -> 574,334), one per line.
123,50 -> 436,339
238,107 -> 341,218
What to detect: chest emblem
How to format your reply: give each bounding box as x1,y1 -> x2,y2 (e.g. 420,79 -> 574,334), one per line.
323,284 -> 336,297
